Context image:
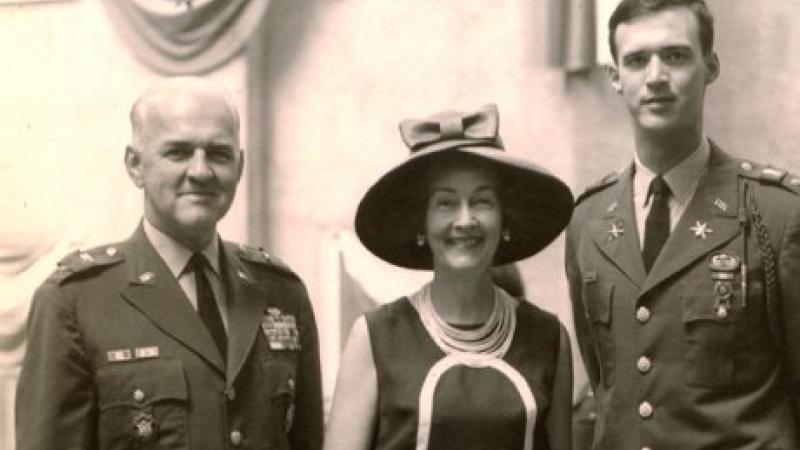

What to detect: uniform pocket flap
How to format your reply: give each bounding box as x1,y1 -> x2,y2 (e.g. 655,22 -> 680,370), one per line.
583,281 -> 613,325
681,295 -> 729,324
96,358 -> 188,410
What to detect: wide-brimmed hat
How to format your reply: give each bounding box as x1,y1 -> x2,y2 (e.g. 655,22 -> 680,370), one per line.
355,104 -> 574,270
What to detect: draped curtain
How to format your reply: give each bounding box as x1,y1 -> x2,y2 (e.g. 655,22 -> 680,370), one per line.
101,0 -> 271,75
547,0 -> 597,71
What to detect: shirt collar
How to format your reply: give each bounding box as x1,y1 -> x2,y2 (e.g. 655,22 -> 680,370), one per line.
142,219 -> 221,278
634,137 -> 710,206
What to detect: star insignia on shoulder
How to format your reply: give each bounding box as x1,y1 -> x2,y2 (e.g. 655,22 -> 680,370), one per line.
689,220 -> 713,240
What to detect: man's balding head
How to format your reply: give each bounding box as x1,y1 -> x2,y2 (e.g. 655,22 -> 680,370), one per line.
130,77 -> 240,150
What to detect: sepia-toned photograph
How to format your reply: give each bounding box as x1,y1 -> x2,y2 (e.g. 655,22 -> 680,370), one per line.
2,0 -> 800,449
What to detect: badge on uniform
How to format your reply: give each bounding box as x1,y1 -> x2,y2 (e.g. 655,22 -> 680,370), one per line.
709,252 -> 741,318
262,307 -> 301,351
130,411 -> 158,443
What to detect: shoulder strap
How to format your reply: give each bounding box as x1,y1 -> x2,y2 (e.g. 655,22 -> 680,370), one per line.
575,170 -> 621,206
232,242 -> 299,280
48,246 -> 124,285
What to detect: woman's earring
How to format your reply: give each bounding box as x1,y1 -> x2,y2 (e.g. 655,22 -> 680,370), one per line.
416,234 -> 426,247
502,229 -> 511,242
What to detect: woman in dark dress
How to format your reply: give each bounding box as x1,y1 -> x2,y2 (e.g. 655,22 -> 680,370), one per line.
324,104 -> 574,450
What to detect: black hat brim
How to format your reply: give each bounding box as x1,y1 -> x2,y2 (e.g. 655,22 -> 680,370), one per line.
355,146 -> 574,270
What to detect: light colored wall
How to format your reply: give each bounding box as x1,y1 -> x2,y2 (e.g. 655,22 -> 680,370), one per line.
0,0 -> 249,251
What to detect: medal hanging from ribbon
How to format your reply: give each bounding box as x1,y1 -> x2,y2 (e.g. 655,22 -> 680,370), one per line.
709,252 -> 741,319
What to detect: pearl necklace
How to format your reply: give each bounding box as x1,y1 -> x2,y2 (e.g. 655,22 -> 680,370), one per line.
410,283 -> 517,358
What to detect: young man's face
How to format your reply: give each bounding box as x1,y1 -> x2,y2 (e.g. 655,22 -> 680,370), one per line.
608,6 -> 719,136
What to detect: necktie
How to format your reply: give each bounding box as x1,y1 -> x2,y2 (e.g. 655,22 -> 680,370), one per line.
189,253 -> 227,361
642,176 -> 671,273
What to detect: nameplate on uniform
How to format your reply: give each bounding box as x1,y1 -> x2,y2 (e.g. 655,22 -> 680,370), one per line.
262,307 -> 301,351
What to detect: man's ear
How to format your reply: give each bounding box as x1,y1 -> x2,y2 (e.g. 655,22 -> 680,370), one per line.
125,145 -> 145,188
607,63 -> 623,93
704,52 -> 720,85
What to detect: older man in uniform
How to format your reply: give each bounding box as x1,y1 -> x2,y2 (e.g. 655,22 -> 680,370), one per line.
16,77 -> 323,450
566,1 -> 800,449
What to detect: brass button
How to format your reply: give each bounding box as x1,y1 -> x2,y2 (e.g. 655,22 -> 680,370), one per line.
637,356 -> 652,373
636,306 -> 651,323
230,430 -> 243,446
639,401 -> 653,419
133,389 -> 146,402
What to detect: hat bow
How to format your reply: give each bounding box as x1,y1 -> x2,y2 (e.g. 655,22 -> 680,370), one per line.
399,104 -> 499,152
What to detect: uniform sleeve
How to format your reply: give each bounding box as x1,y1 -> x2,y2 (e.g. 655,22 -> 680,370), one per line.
565,222 -> 601,391
15,283 -> 96,450
288,282 -> 324,450
778,203 -> 800,431
546,324 -> 573,450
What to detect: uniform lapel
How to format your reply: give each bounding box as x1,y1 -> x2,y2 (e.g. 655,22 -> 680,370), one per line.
120,226 -> 225,374
641,146 -> 741,296
587,165 -> 648,288
222,242 -> 271,381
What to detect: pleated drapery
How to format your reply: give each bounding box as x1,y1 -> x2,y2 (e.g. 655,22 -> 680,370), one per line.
101,0 -> 270,75
546,0 -> 598,71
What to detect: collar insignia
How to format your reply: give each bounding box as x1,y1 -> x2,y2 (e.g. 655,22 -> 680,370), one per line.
690,220 -> 713,240
607,221 -> 624,241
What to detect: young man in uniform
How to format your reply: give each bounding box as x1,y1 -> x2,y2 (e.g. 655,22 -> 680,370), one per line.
566,1 -> 800,448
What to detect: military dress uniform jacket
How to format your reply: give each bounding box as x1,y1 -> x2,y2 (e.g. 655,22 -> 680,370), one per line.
566,144 -> 800,450
16,225 -> 323,450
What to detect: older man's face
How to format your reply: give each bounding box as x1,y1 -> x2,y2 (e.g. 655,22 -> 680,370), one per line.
127,92 -> 243,248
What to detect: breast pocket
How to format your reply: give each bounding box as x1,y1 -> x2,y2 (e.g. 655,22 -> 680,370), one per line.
96,359 -> 189,450
681,288 -> 736,388
582,273 -> 615,388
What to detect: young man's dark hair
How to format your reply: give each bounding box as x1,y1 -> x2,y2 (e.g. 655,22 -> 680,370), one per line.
608,0 -> 715,62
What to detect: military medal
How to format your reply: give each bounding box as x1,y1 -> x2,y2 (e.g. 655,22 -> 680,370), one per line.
130,411 -> 158,442
262,307 -> 301,351
709,252 -> 741,318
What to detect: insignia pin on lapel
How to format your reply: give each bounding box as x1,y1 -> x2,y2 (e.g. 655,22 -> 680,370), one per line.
607,222 -> 624,241
690,220 -> 713,240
